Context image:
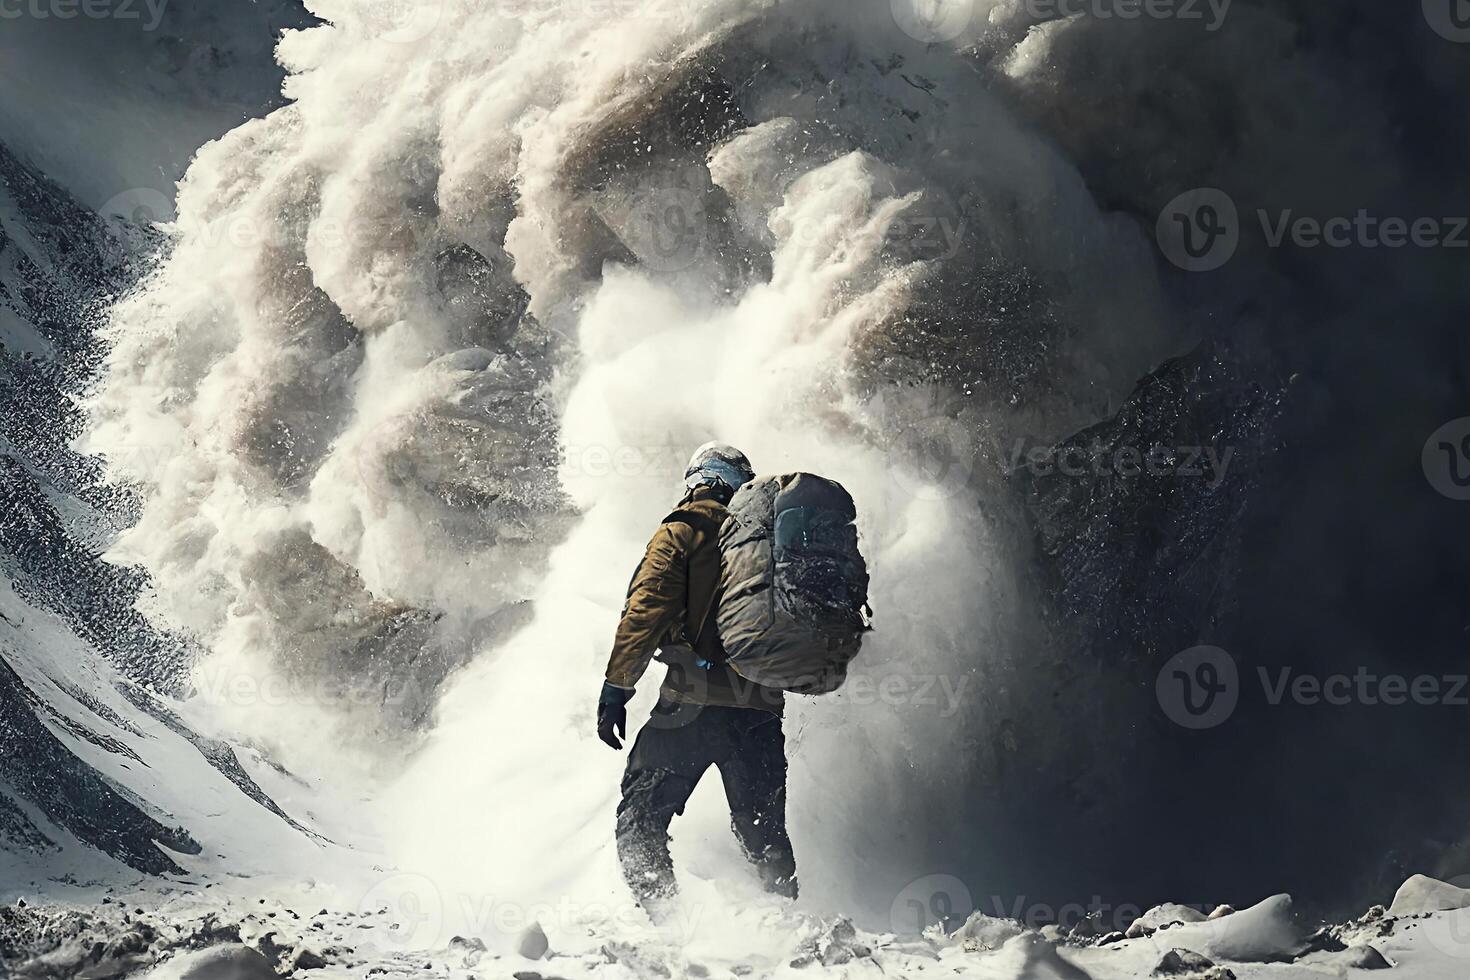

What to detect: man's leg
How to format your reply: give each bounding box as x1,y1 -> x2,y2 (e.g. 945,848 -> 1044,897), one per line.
614,700 -> 712,912
717,711 -> 797,898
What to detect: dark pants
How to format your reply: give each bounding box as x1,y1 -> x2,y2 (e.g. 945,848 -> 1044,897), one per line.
615,699 -> 797,907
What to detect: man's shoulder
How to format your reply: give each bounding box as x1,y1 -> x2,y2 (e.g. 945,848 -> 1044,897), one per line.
656,499 -> 726,553
663,498 -> 727,530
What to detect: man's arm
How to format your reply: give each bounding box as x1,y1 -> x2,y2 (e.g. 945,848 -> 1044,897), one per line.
605,521 -> 692,690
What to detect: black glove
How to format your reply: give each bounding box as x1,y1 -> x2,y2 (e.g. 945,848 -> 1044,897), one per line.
597,682 -> 634,749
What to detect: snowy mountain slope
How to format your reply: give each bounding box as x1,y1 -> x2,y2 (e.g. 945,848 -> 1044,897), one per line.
0,140 -> 335,889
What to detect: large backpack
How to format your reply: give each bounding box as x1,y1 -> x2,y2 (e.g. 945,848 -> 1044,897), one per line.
715,473 -> 871,694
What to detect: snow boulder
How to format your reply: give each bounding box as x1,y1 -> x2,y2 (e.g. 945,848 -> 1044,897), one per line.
1152,948 -> 1219,976
1145,895 -> 1306,963
1339,944 -> 1392,970
1129,903 -> 1210,936
516,921 -> 549,960
146,945 -> 280,980
1388,875 -> 1470,916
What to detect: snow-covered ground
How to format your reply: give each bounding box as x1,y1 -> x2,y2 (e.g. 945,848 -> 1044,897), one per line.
7,875 -> 1470,978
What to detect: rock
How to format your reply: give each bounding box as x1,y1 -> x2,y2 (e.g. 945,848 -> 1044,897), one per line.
449,936 -> 487,952
103,931 -> 151,958
601,940 -> 671,976
512,973 -> 542,980
1126,920 -> 1155,939
1302,926 -> 1346,953
1340,944 -> 1392,969
1152,948 -> 1237,979
1095,931 -> 1126,946
290,947 -> 328,971
1153,948 -> 1216,975
517,922 -> 549,961
1388,875 -> 1470,916
1136,904 -> 1209,932
176,945 -> 281,980
1208,905 -> 1235,920
447,934 -> 487,968
950,912 -> 1023,949
256,932 -> 287,965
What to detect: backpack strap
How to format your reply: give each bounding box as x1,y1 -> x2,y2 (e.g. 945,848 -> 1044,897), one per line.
661,504 -> 728,659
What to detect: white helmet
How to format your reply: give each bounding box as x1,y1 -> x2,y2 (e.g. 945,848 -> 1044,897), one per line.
684,442 -> 755,494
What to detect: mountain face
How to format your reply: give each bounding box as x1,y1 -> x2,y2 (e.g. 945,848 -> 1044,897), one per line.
0,142 -> 313,886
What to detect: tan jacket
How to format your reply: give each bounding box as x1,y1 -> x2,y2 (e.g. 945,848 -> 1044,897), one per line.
604,486 -> 783,714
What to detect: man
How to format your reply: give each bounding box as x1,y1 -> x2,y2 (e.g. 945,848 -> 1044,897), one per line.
597,442 -> 796,916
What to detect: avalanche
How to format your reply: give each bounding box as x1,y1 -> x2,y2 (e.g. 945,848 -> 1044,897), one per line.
3,0 -> 1468,977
